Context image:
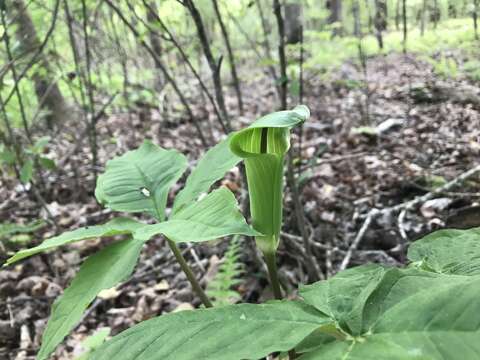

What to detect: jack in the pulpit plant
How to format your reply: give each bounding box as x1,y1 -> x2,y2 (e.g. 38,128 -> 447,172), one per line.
230,104 -> 309,298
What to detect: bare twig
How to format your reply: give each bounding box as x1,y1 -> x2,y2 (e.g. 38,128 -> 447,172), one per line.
141,0 -> 227,134
300,152 -> 369,172
80,0 -> 98,180
0,7 -> 32,142
340,209 -> 378,271
340,164 -> 480,270
397,208 -> 408,241
182,0 -> 231,130
255,0 -> 280,98
287,153 -> 322,282
212,0 -> 244,114
104,0 -> 208,147
1,0 -> 61,109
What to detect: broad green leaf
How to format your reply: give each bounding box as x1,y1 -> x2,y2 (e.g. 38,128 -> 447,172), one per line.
300,264 -> 392,335
20,158 -> 33,184
229,105 -> 309,253
299,266 -> 480,359
295,325 -> 340,354
408,227 -> 480,275
5,217 -> 142,265
134,187 -> 259,243
172,135 -> 241,215
300,331 -> 480,360
38,238 -> 143,360
91,301 -> 330,360
300,265 -> 452,335
370,274 -> 480,333
95,141 -> 187,220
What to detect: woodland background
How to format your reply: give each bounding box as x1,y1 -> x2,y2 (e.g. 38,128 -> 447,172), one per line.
1,0 -> 480,358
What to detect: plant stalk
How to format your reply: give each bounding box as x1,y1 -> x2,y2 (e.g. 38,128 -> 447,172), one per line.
263,250 -> 283,300
167,239 -> 213,308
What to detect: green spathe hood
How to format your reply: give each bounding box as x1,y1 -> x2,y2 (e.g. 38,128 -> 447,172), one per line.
229,105 -> 310,253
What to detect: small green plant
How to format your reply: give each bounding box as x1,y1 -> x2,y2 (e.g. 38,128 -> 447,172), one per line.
463,59 -> 480,82
0,219 -> 46,250
230,105 -> 309,299
332,78 -> 364,90
206,235 -> 244,306
426,54 -> 459,79
6,106 -> 480,360
0,136 -> 55,184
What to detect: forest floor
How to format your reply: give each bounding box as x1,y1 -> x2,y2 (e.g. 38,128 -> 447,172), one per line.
1,51 -> 480,359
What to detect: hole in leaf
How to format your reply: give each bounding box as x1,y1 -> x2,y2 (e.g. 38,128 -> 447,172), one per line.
140,187 -> 151,197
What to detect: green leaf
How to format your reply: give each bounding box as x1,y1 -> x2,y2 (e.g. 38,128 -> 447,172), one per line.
229,105 -> 309,253
206,235 -> 244,305
134,188 -> 259,243
32,136 -> 51,153
37,238 -> 142,360
39,156 -> 56,170
5,217 -> 143,265
91,301 -> 330,360
0,219 -> 46,239
95,141 -> 187,220
300,331 -> 480,359
0,149 -> 16,165
300,264 -> 396,335
408,227 -> 480,275
75,328 -> 111,360
299,266 -> 480,359
20,158 -> 34,184
172,135 -> 241,215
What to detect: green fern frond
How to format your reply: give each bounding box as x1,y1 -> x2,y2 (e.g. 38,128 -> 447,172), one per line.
207,235 -> 245,306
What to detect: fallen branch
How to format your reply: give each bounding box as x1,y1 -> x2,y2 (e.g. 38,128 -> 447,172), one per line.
340,164 -> 480,271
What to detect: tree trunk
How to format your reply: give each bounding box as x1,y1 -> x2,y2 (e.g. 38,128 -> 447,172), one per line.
448,1 -> 457,18
474,0 -> 479,40
273,0 -> 287,110
431,0 -> 440,29
10,0 -> 68,129
365,0 -> 373,34
146,1 -> 164,92
420,0 -> 427,36
284,3 -> 303,45
395,0 -> 401,30
327,0 -> 342,36
374,0 -> 387,49
353,0 -> 361,37
211,0 -> 244,114
402,0 -> 407,53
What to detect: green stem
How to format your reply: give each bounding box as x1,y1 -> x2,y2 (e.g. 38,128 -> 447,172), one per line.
264,251 -> 283,300
167,239 -> 213,308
